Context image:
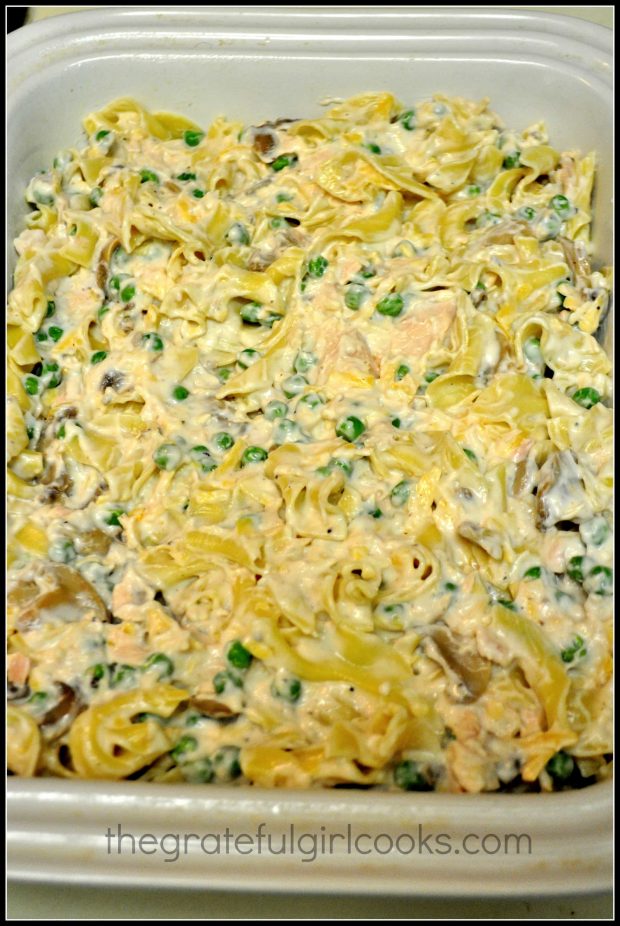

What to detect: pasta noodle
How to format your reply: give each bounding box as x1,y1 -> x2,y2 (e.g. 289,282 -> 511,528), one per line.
6,92 -> 612,793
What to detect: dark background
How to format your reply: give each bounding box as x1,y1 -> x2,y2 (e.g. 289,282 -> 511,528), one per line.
7,7 -> 28,31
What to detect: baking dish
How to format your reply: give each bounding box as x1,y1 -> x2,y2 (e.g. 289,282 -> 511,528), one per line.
7,7 -> 613,894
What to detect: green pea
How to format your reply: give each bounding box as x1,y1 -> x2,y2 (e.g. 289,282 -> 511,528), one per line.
589,517 -> 610,547
518,205 -> 536,221
265,401 -> 288,421
344,283 -> 368,310
176,172 -> 197,181
571,387 -> 601,409
466,184 -> 481,196
282,374 -> 307,398
190,445 -> 217,473
270,216 -> 288,228
143,653 -> 174,679
395,364 -> 409,382
110,664 -> 137,688
45,300 -> 56,318
364,142 -> 382,154
476,210 -> 502,228
272,676 -> 302,703
35,331 -> 48,342
153,443 -> 181,470
398,109 -> 416,131
214,432 -> 235,451
307,256 -> 328,278
358,266 -> 376,279
391,418 -> 401,428
561,635 -> 587,664
139,169 -> 159,184
376,293 -> 404,317
29,691 -> 48,706
271,154 -> 298,172
523,566 -> 542,580
238,348 -> 260,369
336,415 -> 365,442
240,446 -> 268,466
104,509 -> 124,527
425,371 -> 440,383
213,669 -> 243,694
550,194 -> 572,217
42,362 -> 62,388
170,735 -> 198,762
298,392 -> 323,410
523,336 -> 543,363
142,332 -> 164,351
540,211 -> 562,239
276,192 -> 293,203
87,663 -> 107,688
394,760 -> 432,791
183,129 -> 205,147
567,556 -> 585,584
192,189 -> 205,198
370,507 -> 383,519
120,283 -> 135,303
317,458 -> 353,478
391,480 -> 410,507
172,385 -> 189,401
240,302 -> 262,324
212,745 -> 242,781
48,326 -> 64,342
546,750 -> 575,781
293,351 -> 316,374
182,758 -> 214,784
587,565 -> 612,596
227,640 -> 253,669
274,418 -> 299,443
444,582 -> 458,592
227,223 -> 250,246
216,365 -> 235,383
502,151 -> 521,169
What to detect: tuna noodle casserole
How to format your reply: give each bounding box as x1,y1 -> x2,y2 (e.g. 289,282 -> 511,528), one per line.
7,93 -> 613,793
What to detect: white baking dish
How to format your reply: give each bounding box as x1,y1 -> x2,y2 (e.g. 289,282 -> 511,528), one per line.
7,7 -> 613,895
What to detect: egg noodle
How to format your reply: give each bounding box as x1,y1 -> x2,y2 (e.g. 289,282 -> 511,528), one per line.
7,93 -> 612,792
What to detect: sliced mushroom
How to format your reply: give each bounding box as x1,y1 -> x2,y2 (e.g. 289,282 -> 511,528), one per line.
427,625 -> 492,702
247,250 -> 276,272
100,369 -> 124,392
470,218 -> 532,250
39,470 -> 73,505
74,529 -> 112,556
189,697 -> 240,721
7,681 -> 31,703
457,521 -> 503,560
40,682 -> 81,736
537,450 -> 594,530
250,125 -> 280,161
12,563 -> 108,630
557,236 -> 589,284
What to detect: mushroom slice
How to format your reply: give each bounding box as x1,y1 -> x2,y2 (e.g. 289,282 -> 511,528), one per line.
536,450 -> 593,529
457,521 -> 503,560
250,125 -> 280,162
190,697 -> 239,721
40,682 -> 81,737
12,563 -> 108,630
427,625 -> 492,702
